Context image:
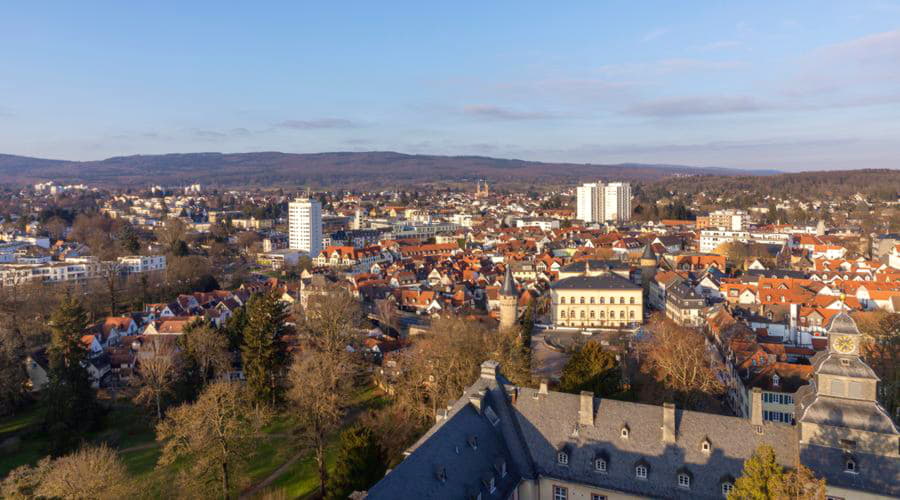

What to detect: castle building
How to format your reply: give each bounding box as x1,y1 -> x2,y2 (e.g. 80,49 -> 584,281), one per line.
365,313 -> 899,499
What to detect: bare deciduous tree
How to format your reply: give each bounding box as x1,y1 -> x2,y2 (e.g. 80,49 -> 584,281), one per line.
184,321 -> 231,384
34,444 -> 131,499
287,350 -> 357,499
300,284 -> 363,354
134,337 -> 178,420
638,316 -> 723,409
157,381 -> 265,499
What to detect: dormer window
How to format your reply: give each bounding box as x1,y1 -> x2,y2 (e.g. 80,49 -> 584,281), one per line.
621,425 -> 630,439
845,458 -> 857,474
557,450 -> 569,465
468,435 -> 478,450
701,439 -> 711,453
721,482 -> 734,496
678,473 -> 691,489
772,374 -> 780,387
635,464 -> 648,479
594,458 -> 607,473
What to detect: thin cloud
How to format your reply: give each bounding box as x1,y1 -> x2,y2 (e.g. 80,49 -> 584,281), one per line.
276,118 -> 359,129
598,58 -> 744,78
786,28 -> 900,96
462,105 -> 558,121
641,28 -> 669,43
569,137 -> 860,156
624,96 -> 769,117
698,40 -> 742,51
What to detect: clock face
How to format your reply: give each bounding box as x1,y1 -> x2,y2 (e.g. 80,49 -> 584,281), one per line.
834,335 -> 856,354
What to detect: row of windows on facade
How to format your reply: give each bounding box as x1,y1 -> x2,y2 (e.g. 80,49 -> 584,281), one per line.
559,310 -> 636,319
552,478 -> 733,499
762,392 -> 794,405
763,410 -> 794,424
558,296 -> 636,305
553,430 -> 728,493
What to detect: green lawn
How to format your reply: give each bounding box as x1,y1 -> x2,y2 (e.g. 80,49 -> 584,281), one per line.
2,385 -> 388,499
0,402 -> 50,478
0,401 -> 159,480
0,403 -> 43,436
261,435 -> 340,499
252,384 -> 387,499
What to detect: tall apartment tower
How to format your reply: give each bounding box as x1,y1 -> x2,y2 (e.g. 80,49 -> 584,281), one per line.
288,197 -> 323,257
576,181 -> 631,223
603,182 -> 632,223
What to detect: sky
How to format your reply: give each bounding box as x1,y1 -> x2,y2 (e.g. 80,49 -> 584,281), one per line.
0,1 -> 899,171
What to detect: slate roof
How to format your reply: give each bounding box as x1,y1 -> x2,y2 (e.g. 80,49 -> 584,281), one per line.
500,264 -> 518,297
370,362 -> 803,500
560,259 -> 628,274
366,365 -> 532,499
512,390 -> 797,500
800,444 -> 900,497
551,273 -> 640,291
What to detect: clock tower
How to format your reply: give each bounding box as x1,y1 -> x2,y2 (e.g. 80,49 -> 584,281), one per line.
827,313 -> 860,355
796,311 -> 899,496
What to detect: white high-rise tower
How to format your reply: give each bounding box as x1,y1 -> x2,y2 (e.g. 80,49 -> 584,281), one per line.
289,197 -> 322,257
603,182 -> 632,222
577,181 -> 631,223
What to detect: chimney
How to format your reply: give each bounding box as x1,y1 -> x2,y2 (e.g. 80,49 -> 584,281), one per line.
481,360 -> 500,379
662,403 -> 676,443
751,388 -> 763,430
579,391 -> 595,427
539,379 -> 549,395
469,389 -> 487,414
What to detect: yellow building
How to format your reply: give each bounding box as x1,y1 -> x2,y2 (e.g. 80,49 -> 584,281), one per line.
550,271 -> 643,328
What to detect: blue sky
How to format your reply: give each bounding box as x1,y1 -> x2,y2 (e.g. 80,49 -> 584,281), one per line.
1,1 -> 898,170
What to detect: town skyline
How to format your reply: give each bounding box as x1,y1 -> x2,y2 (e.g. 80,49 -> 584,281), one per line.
1,1 -> 899,170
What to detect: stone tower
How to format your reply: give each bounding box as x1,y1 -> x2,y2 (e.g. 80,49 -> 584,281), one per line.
499,264 -> 519,331
640,243 -> 657,291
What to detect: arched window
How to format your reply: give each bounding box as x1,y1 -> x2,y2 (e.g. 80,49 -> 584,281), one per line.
580,311 -> 586,319
620,297 -> 626,304
599,297 -> 605,304
846,458 -> 857,473
599,311 -> 605,318
635,465 -> 647,479
620,311 -> 625,319
629,311 -> 635,319
580,297 -> 585,304
630,297 -> 635,304
590,297 -> 595,304
590,310 -> 595,318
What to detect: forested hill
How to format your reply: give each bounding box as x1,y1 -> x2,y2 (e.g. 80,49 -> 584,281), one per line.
0,151 -> 779,188
644,168 -> 900,202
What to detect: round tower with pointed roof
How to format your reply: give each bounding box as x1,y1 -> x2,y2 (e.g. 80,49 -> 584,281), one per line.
499,264 -> 519,331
